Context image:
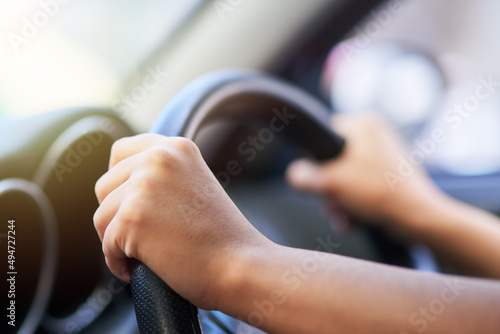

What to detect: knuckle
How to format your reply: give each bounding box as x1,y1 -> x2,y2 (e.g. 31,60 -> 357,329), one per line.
93,207 -> 105,233
143,146 -> 174,167
131,171 -> 157,194
110,137 -> 126,156
115,210 -> 142,257
101,234 -> 116,260
173,137 -> 199,156
109,137 -> 129,165
139,138 -> 199,171
111,222 -> 137,259
94,175 -> 106,200
123,235 -> 139,260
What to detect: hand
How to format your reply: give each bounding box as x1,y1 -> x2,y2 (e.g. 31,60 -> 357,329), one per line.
286,115 -> 446,236
93,134 -> 270,309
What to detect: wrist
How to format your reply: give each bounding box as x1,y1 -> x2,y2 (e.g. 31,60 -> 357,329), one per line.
214,240 -> 278,315
386,183 -> 454,239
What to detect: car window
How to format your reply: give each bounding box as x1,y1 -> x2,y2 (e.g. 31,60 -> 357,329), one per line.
0,0 -> 202,120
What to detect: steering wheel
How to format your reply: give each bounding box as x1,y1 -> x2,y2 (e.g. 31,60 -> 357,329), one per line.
129,70 -> 345,333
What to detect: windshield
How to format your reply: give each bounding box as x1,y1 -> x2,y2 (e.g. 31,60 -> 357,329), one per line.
0,0 -> 202,120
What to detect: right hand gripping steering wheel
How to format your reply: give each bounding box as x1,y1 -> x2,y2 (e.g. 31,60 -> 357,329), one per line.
129,71 -> 345,333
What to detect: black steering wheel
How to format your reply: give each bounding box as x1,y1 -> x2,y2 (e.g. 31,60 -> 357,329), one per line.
128,70 -> 345,333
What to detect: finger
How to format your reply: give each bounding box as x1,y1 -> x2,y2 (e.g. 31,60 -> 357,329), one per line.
94,183 -> 128,242
102,218 -> 131,282
286,159 -> 330,193
330,112 -> 384,137
95,156 -> 135,204
109,134 -> 187,169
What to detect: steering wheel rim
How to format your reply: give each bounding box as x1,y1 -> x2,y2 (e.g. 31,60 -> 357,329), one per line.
129,70 -> 345,334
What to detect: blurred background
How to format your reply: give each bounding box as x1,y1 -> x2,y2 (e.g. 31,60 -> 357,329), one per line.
1,0 -> 500,177
0,0 -> 201,119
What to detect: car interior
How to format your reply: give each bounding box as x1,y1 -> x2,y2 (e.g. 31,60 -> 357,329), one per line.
1,0 -> 499,333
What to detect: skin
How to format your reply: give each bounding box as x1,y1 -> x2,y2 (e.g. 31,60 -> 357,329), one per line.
94,115 -> 500,333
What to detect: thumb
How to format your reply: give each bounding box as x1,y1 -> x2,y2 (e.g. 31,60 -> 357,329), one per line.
286,159 -> 330,194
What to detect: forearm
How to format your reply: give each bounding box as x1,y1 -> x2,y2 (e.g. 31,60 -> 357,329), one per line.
218,244 -> 500,334
401,193 -> 500,279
